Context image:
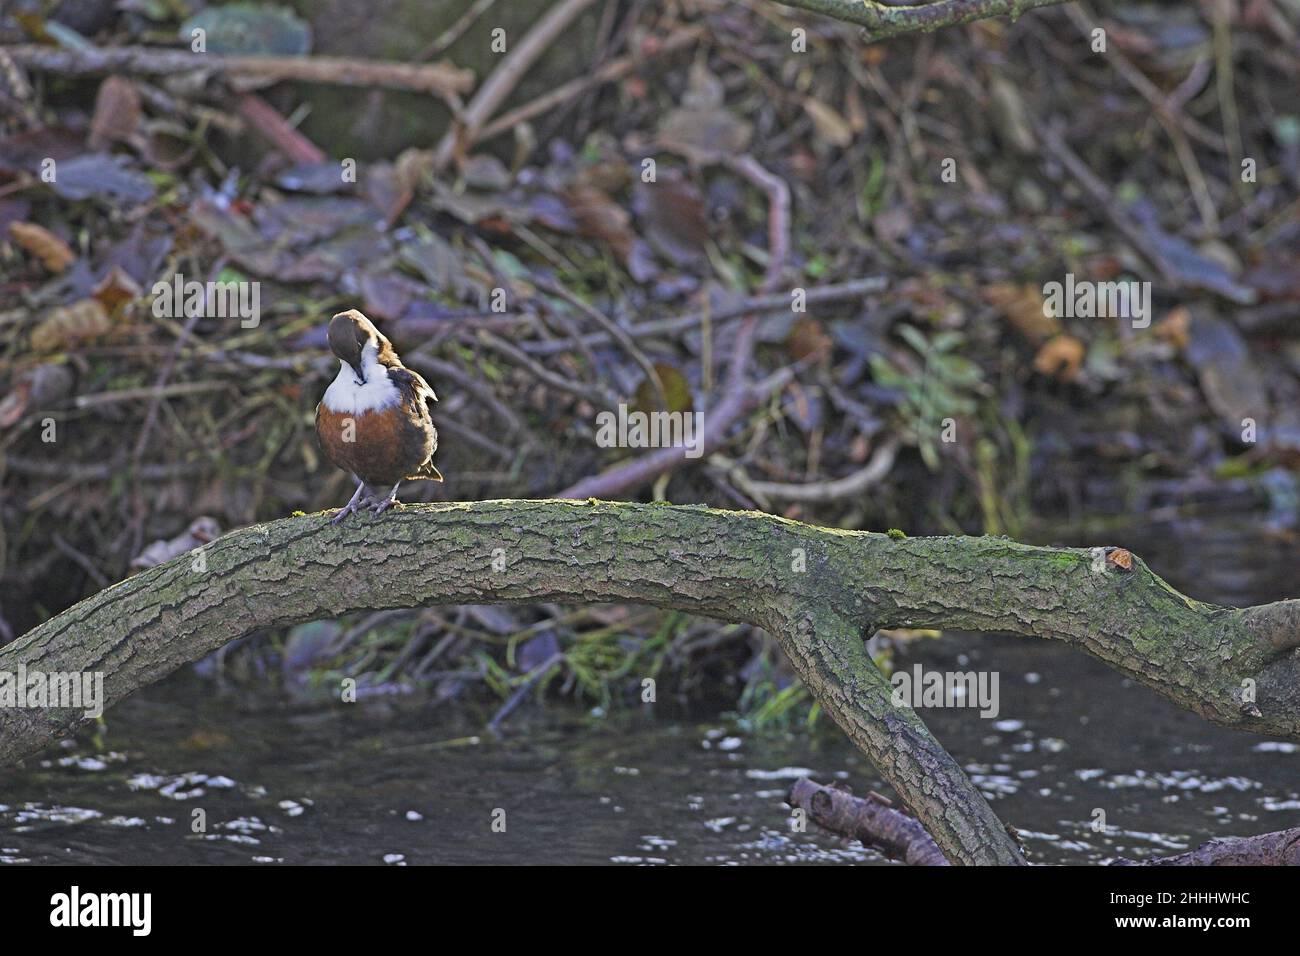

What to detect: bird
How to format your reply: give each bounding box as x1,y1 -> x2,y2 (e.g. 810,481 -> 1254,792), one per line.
316,309 -> 442,523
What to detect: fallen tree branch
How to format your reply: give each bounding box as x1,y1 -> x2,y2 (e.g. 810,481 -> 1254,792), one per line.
3,501 -> 1298,865
476,27 -> 703,144
716,436 -> 900,505
1113,828 -> 1300,866
774,0 -> 1071,39
523,276 -> 889,356
788,777 -> 950,865
556,154 -> 792,499
433,0 -> 599,170
4,45 -> 474,99
791,777 -> 1300,865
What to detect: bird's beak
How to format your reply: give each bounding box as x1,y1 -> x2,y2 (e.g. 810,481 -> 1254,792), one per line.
351,362 -> 366,386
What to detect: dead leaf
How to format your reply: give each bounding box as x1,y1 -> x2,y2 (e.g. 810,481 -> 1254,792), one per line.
1033,334 -> 1086,381
131,516 -> 223,570
89,76 -> 141,149
1185,314 -> 1269,427
804,97 -> 853,148
1153,306 -> 1191,351
8,221 -> 74,273
786,316 -> 833,363
92,265 -> 143,317
1106,548 -> 1134,571
633,363 -> 693,414
564,183 -> 657,282
984,282 -> 1059,345
50,153 -> 155,203
657,107 -> 752,163
30,299 -> 111,352
633,173 -> 709,267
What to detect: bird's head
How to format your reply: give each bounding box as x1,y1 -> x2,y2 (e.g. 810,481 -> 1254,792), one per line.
327,309 -> 380,385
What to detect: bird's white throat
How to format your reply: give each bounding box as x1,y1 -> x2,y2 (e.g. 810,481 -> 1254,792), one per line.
321,343 -> 400,414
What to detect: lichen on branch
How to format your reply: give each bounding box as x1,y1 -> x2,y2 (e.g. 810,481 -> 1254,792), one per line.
779,0 -> 1071,39
1,499 -> 1295,864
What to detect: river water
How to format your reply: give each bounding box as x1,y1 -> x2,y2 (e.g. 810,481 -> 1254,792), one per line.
2,515 -> 1296,864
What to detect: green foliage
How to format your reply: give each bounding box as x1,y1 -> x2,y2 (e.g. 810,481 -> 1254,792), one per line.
738,676 -> 816,731
869,325 -> 986,470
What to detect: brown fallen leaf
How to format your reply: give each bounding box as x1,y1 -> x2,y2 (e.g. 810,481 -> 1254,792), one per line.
1033,334 -> 1086,381
786,315 -> 833,363
89,75 -> 141,149
8,221 -> 75,273
633,172 -> 710,267
30,299 -> 111,352
804,96 -> 853,148
92,264 -> 144,317
984,282 -> 1059,346
1106,548 -> 1134,572
563,183 -> 657,282
1153,306 -> 1191,351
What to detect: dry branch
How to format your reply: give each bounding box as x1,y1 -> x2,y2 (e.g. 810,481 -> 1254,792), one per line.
788,777 -> 949,865
791,777 -> 1300,866
4,45 -> 473,98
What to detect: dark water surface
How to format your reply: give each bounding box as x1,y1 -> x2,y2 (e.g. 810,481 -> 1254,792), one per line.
2,516 -> 1297,865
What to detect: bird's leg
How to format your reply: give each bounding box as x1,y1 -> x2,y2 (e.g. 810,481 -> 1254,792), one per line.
331,479 -> 370,524
370,481 -> 402,515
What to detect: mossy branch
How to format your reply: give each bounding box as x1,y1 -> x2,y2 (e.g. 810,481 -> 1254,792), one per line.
2,500 -> 1296,864
776,0 -> 1072,39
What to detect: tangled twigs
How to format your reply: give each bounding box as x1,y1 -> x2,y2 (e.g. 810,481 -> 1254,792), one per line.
556,154 -> 792,500
523,277 -> 888,356
476,27 -> 703,144
433,0 -> 599,170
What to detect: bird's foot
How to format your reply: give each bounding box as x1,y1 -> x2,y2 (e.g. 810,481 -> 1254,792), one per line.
370,496 -> 400,516
331,480 -> 372,524
331,499 -> 367,524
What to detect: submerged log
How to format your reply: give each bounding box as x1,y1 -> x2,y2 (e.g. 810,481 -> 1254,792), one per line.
789,778 -> 1300,866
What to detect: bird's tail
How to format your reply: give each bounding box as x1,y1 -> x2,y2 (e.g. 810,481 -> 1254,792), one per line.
414,461 -> 444,482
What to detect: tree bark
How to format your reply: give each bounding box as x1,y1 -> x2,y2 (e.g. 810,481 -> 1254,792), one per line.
2,500 -> 1297,864
789,777 -> 1300,866
774,0 -> 1071,39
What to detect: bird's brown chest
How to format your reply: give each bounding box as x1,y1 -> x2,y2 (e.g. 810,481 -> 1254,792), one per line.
316,402 -> 416,486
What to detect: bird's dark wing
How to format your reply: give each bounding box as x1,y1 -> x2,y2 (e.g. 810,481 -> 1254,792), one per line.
386,365 -> 438,408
